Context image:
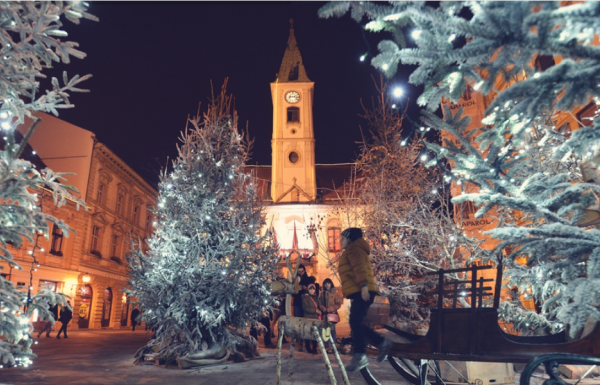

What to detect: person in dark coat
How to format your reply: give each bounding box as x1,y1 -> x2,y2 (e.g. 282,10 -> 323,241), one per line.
301,283 -> 321,354
37,304 -> 59,338
293,264 -> 315,352
56,301 -> 73,339
131,307 -> 141,331
250,308 -> 274,348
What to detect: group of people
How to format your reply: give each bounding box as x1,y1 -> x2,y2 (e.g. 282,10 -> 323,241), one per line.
37,301 -> 73,339
263,227 -> 391,372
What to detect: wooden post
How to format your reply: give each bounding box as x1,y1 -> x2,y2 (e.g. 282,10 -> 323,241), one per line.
289,337 -> 296,379
313,326 -> 337,385
493,262 -> 503,309
277,324 -> 285,385
330,334 -> 351,385
469,265 -> 478,355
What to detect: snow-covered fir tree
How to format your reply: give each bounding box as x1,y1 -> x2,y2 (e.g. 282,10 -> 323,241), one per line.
127,83 -> 278,366
0,1 -> 95,367
344,82 -> 489,330
320,1 -> 600,336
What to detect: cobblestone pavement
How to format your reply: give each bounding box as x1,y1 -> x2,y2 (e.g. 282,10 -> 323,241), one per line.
0,329 -> 411,385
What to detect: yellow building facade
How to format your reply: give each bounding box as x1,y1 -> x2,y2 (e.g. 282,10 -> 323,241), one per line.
2,113 -> 157,331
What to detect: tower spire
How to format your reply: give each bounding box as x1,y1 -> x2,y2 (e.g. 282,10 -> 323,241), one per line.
277,19 -> 310,82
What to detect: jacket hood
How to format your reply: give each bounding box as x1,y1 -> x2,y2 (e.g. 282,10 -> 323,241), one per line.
347,237 -> 370,255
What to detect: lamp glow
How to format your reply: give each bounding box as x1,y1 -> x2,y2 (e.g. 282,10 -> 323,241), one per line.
393,87 -> 403,97
82,273 -> 91,283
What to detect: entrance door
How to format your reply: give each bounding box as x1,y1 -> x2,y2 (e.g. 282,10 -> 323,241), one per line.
101,288 -> 112,328
120,295 -> 130,327
77,285 -> 93,329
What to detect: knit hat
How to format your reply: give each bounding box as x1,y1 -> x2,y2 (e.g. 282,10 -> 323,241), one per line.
307,283 -> 316,291
342,228 -> 363,242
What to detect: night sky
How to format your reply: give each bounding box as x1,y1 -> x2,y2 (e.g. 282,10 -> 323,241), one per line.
45,2 -> 422,186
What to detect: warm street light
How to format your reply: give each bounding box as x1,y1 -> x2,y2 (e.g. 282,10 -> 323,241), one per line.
82,273 -> 91,283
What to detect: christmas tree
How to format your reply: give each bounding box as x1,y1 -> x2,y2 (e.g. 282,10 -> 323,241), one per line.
127,82 -> 278,366
0,1 -> 95,367
320,1 -> 600,336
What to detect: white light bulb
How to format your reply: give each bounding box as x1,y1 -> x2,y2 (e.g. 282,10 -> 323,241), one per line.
1,121 -> 10,130
412,29 -> 422,39
420,154 -> 427,161
393,87 -> 403,97
448,34 -> 456,43
382,63 -> 389,71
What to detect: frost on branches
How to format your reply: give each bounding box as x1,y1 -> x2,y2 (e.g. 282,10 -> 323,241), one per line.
0,1 -> 95,368
0,1 -> 95,367
346,84 -> 489,331
321,1 -> 600,337
127,83 -> 278,367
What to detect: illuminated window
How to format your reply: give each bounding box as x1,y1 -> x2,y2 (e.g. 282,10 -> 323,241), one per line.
328,228 -> 341,252
287,107 -> 299,122
50,224 -> 63,256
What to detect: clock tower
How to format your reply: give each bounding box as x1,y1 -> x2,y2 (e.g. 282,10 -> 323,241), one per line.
270,20 -> 316,203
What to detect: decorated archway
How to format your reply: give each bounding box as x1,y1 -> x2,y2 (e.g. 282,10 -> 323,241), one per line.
77,284 -> 93,329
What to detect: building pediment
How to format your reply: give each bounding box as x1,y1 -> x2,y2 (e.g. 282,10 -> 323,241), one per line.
91,212 -> 109,226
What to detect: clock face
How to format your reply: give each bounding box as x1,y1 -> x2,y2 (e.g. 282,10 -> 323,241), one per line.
285,91 -> 301,104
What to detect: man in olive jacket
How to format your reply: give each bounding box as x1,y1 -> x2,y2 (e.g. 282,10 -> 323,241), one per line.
338,228 -> 392,372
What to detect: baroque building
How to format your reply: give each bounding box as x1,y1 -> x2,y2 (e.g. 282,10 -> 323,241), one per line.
2,112 -> 157,331
249,21 -> 356,300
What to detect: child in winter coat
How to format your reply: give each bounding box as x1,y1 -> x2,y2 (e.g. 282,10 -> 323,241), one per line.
301,283 -> 321,354
319,278 -> 342,353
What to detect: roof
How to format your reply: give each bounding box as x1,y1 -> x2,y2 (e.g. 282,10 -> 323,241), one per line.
244,163 -> 356,204
277,19 -> 311,83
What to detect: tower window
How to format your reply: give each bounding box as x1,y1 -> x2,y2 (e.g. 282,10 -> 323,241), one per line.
287,107 -> 299,122
288,63 -> 299,81
289,152 -> 299,164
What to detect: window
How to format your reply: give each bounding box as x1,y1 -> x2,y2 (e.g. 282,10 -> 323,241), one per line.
97,183 -> 106,204
91,226 -> 101,256
116,195 -> 124,215
111,234 -> 120,258
50,224 -> 63,256
133,204 -> 140,224
145,214 -> 152,232
535,55 -> 555,72
455,201 -> 476,220
289,151 -> 299,164
287,107 -> 299,122
328,228 -> 341,252
577,102 -> 598,128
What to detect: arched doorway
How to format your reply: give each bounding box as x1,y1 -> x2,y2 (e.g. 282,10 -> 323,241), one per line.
101,288 -> 113,328
77,285 -> 93,329
120,293 -> 130,327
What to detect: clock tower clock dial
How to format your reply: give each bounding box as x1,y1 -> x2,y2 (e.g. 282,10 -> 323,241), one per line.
285,91 -> 301,104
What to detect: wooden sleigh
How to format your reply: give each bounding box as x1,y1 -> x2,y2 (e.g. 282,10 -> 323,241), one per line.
360,264 -> 600,385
